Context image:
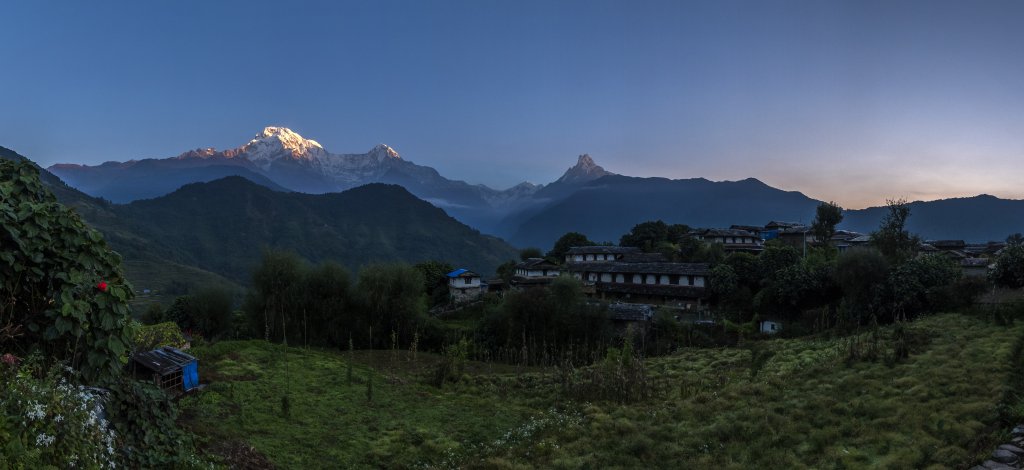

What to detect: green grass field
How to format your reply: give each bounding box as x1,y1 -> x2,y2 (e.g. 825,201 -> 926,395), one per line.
180,313 -> 1024,469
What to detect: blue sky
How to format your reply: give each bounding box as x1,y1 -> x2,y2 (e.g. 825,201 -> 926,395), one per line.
2,0 -> 1022,208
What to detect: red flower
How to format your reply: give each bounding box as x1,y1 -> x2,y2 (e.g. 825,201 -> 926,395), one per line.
97,281 -> 108,292
1,353 -> 18,367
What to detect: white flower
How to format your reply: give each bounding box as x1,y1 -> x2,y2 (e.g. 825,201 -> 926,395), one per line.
35,433 -> 55,447
54,414 -> 64,423
26,402 -> 46,421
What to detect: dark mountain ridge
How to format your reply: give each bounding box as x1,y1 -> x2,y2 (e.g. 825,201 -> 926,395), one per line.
116,176 -> 518,282
508,174 -> 823,247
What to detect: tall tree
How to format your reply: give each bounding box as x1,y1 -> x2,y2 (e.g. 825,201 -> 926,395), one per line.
620,220 -> 690,252
519,247 -> 543,261
356,263 -> 426,348
811,201 -> 844,245
301,261 -> 352,346
548,232 -> 595,262
834,248 -> 889,325
870,198 -> 919,262
413,260 -> 455,307
247,249 -> 305,343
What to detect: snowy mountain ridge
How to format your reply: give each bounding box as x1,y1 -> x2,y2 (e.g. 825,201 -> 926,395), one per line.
48,126 -> 621,233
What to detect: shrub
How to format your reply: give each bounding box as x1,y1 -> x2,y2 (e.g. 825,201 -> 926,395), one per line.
991,245 -> 1024,289
0,160 -> 134,383
133,322 -> 188,352
433,338 -> 470,387
560,330 -> 650,403
103,376 -> 203,468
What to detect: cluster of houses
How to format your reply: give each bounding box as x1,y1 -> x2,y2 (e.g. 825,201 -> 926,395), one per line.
445,221 -> 1005,333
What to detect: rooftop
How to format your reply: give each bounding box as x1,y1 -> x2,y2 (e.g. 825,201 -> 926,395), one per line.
566,246 -> 642,255
567,261 -> 710,276
446,268 -> 478,278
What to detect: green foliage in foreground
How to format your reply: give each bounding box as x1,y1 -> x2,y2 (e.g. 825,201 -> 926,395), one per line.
0,160 -> 135,383
133,321 -> 188,352
183,313 -> 1024,469
0,355 -> 207,469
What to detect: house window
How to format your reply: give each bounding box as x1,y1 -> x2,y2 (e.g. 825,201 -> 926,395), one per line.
686,276 -> 693,286
632,274 -> 642,284
464,278 -> 471,285
615,274 -> 624,283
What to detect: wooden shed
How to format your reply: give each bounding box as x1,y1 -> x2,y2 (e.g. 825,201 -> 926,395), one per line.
132,346 -> 199,394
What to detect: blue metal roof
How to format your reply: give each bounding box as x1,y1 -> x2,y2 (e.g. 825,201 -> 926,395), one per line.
446,268 -> 470,278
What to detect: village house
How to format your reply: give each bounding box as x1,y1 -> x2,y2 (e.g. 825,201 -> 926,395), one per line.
829,230 -> 865,253
606,302 -> 655,333
565,247 -> 710,308
564,246 -> 641,263
693,228 -> 764,253
446,268 -> 484,302
511,257 -> 561,288
759,319 -> 783,335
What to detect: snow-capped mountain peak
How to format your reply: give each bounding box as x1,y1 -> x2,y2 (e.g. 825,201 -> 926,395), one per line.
368,143 -> 401,161
241,126 -> 326,169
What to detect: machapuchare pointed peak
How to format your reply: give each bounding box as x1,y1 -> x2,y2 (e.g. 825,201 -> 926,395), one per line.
576,153 -> 597,168
556,153 -> 613,184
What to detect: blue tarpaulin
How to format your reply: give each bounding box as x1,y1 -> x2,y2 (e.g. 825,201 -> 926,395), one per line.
132,346 -> 199,392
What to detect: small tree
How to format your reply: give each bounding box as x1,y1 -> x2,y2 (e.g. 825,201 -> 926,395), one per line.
834,248 -> 889,326
991,244 -> 1024,289
811,201 -> 844,248
870,198 -> 919,262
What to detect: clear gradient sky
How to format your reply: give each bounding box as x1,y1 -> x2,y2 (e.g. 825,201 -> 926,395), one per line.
2,0 -> 1022,208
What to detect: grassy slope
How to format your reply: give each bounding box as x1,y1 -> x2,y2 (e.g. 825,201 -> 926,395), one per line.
182,313 -> 1023,469
179,341 -> 548,469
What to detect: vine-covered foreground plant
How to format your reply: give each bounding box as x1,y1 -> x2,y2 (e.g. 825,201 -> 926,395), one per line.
0,159 -> 134,383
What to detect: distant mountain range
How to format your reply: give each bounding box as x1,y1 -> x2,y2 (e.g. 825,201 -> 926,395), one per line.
38,126 -> 1024,248
3,146 -> 518,296
50,127 -> 575,232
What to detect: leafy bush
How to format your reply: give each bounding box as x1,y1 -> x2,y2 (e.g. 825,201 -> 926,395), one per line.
433,338 -> 470,387
166,286 -> 236,340
134,321 -> 188,352
104,376 -> 203,468
0,160 -> 134,383
991,244 -> 1024,288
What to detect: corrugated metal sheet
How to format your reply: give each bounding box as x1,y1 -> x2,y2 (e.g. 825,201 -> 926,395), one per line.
133,347 -> 197,376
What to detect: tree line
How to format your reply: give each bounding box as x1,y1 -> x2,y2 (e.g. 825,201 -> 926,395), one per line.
143,198 -> 1023,361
